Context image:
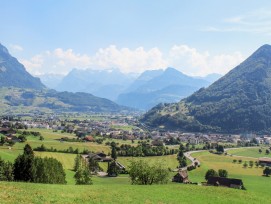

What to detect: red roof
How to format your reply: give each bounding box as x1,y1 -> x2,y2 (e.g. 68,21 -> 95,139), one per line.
84,135 -> 95,141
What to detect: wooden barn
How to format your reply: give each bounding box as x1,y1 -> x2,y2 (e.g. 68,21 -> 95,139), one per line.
259,157 -> 271,167
172,170 -> 189,183
207,177 -> 244,189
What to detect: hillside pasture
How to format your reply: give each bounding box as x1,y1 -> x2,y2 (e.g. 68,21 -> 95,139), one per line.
227,147 -> 271,158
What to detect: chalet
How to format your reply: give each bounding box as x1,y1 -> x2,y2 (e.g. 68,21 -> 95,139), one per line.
207,177 -> 244,189
259,157 -> 271,167
84,152 -> 113,162
172,170 -> 189,183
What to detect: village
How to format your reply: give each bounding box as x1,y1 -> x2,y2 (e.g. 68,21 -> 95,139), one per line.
1,114 -> 271,147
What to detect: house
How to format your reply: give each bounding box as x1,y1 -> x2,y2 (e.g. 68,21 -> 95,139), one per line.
207,177 -> 244,189
84,135 -> 95,142
6,135 -> 20,143
83,152 -> 113,162
172,170 -> 189,183
0,128 -> 16,135
259,157 -> 271,167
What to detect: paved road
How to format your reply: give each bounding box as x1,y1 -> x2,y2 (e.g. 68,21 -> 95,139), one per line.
180,150 -> 206,170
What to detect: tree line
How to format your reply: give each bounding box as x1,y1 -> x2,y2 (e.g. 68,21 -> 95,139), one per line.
116,142 -> 178,157
0,144 -> 66,184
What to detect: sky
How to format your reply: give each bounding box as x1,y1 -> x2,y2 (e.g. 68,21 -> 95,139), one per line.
1,0 -> 271,76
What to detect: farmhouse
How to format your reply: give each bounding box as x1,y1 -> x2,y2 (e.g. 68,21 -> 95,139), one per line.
259,157 -> 271,167
207,177 -> 244,189
83,152 -> 113,162
172,170 -> 189,183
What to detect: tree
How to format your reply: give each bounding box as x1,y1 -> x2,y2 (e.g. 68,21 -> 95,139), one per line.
32,157 -> 66,184
74,154 -> 81,171
216,145 -> 224,153
88,157 -> 102,173
249,161 -> 254,168
185,143 -> 190,151
205,169 -> 218,180
111,144 -> 117,160
218,169 -> 228,178
259,149 -> 262,154
13,144 -> 35,182
238,159 -> 242,164
39,136 -> 44,141
74,157 -> 92,185
266,149 -> 270,155
243,162 -> 248,168
233,159 -> 237,163
107,161 -> 120,177
128,160 -> 169,185
0,157 -> 13,181
18,135 -> 27,142
263,167 -> 271,177
177,144 -> 187,168
0,136 -> 5,145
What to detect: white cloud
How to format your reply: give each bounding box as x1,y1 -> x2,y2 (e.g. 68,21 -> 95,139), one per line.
10,44 -> 24,52
168,44 -> 244,76
204,8 -> 271,35
20,45 -> 244,76
90,45 -> 167,73
20,46 -> 167,75
19,48 -> 91,75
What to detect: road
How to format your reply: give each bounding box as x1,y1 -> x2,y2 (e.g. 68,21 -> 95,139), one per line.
181,150 -> 206,170
180,146 -> 262,170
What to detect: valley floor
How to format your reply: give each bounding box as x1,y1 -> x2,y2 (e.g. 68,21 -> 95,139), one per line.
0,179 -> 268,204
1,129 -> 270,203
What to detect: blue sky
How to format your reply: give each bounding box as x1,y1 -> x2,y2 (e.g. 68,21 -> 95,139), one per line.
1,0 -> 271,76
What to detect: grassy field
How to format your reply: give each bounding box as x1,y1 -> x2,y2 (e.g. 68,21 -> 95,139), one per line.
1,129 -> 271,203
188,151 -> 271,200
0,179 -> 268,204
227,147 -> 271,158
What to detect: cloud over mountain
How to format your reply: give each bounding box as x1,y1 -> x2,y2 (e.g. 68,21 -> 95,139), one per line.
20,44 -> 244,76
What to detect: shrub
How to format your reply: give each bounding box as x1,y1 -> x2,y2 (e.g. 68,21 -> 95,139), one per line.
128,160 -> 169,185
205,169 -> 218,180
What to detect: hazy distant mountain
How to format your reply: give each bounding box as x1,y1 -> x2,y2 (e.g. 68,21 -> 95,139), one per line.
0,43 -> 45,89
123,69 -> 164,93
0,43 -> 132,113
117,67 -> 211,110
0,87 -> 131,114
38,73 -> 65,89
141,44 -> 271,133
56,68 -> 138,100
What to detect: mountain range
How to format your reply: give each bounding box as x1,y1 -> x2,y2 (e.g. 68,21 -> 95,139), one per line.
0,43 -> 45,90
54,68 -> 138,101
51,67 -> 220,110
0,43 -> 130,113
141,44 -> 271,134
117,68 -> 218,110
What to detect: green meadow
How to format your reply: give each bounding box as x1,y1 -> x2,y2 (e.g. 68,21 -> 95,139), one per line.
0,129 -> 271,203
227,147 -> 271,158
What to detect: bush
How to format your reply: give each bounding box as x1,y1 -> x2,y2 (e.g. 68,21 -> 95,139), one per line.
128,160 -> 169,185
205,169 -> 218,180
218,169 -> 228,178
263,167 -> 271,177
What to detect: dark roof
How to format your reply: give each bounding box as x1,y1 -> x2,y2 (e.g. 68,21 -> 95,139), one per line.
259,157 -> 271,163
207,177 -> 243,187
177,170 -> 188,179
